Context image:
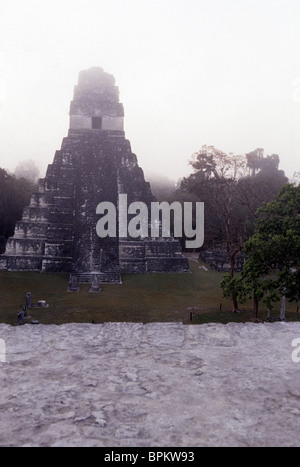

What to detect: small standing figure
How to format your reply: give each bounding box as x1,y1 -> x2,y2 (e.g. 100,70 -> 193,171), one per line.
68,274 -> 79,292
17,311 -> 25,326
89,274 -> 100,293
26,292 -> 32,308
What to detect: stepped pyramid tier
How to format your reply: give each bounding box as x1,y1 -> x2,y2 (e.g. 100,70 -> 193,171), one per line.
0,67 -> 190,283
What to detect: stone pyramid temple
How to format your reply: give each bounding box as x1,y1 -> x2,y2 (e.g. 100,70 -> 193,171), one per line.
0,67 -> 189,285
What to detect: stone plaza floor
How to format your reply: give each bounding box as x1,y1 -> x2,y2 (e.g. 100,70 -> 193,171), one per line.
0,321 -> 299,447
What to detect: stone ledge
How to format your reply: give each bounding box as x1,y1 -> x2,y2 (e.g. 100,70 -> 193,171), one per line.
0,321 -> 300,447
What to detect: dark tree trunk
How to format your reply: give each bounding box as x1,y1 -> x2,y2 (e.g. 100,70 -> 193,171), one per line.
232,294 -> 241,313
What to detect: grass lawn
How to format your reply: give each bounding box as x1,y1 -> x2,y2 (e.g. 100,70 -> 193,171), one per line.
0,259 -> 298,325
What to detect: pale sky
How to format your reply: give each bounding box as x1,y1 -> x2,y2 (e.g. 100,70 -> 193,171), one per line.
0,0 -> 299,182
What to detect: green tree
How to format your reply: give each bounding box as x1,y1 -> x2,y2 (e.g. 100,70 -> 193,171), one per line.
220,274 -> 245,313
180,145 -> 247,272
181,145 -> 287,312
238,184 -> 300,320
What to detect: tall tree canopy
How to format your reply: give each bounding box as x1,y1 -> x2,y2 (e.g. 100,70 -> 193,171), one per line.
181,145 -> 288,312
14,159 -> 40,184
180,145 -> 287,261
239,184 -> 300,320
0,168 -> 36,253
180,146 -> 248,267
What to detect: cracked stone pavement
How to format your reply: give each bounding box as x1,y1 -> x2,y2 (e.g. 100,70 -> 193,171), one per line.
0,321 -> 300,447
